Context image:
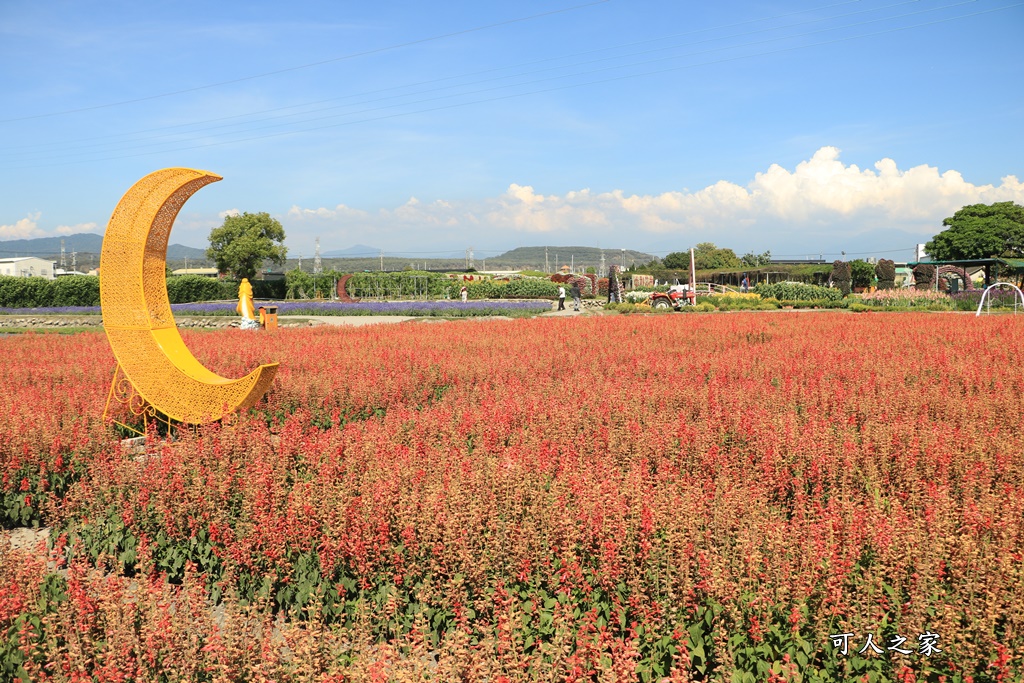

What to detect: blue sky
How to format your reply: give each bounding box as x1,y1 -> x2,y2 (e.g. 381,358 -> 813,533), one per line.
1,0 -> 1022,262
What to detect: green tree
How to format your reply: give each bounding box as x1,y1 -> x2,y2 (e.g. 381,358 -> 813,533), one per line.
663,244 -> 742,271
850,259 -> 875,288
285,268 -> 314,299
207,212 -> 288,281
741,250 -> 772,267
925,202 -> 1024,260
662,251 -> 689,269
693,242 -> 742,270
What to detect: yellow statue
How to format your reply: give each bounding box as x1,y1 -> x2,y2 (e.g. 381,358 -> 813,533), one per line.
237,278 -> 256,320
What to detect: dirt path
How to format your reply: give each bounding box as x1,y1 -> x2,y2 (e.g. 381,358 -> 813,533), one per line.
282,315 -> 418,327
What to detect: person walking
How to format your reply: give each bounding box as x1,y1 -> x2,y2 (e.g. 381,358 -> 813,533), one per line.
741,274 -> 750,293
557,284 -> 566,311
570,281 -> 582,311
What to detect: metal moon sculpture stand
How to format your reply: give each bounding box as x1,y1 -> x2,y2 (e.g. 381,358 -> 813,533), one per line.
100,168 -> 279,434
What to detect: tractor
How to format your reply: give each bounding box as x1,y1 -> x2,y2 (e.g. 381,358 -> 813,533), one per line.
648,285 -> 696,310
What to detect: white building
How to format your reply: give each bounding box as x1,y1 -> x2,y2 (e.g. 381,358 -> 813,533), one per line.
0,257 -> 57,279
171,267 -> 220,278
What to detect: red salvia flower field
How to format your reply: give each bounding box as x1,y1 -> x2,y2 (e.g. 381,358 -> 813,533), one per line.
1,313 -> 1022,681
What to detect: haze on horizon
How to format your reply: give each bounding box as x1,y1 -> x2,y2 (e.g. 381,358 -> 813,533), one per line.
1,0 -> 1022,262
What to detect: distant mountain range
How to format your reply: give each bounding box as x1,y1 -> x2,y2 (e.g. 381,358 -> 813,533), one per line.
0,233 -> 208,260
1,233 -> 657,272
320,244 -> 381,258
492,246 -> 656,268
293,245 -> 658,274
321,245 -> 471,260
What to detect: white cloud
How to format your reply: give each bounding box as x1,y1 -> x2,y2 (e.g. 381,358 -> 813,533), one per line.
287,203 -> 367,220
0,212 -> 45,239
218,208 -> 241,219
282,148 -> 1024,252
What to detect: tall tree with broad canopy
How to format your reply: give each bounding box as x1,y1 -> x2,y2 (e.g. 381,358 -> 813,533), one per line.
207,212 -> 288,281
741,250 -> 772,267
663,243 -> 742,270
925,202 -> 1024,261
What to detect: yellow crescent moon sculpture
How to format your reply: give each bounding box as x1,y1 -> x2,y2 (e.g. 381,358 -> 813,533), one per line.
100,167 -> 278,427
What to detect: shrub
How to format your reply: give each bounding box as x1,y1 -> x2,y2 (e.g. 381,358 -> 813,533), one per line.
859,289 -> 951,308
250,279 -> 286,300
913,264 -> 936,291
0,275 -> 104,308
875,259 -> 896,289
48,276 -> 100,307
604,301 -> 681,313
0,276 -> 52,308
604,302 -> 649,313
831,261 -> 851,296
345,271 -> 453,299
754,282 -> 841,302
166,275 -> 227,304
499,278 -> 560,299
463,279 -> 499,300
783,298 -> 848,309
700,294 -> 779,310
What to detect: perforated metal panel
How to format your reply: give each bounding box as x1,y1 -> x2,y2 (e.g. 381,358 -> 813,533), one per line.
100,168 -> 278,425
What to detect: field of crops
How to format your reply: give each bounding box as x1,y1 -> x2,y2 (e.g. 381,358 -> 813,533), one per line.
2,313 -> 1022,682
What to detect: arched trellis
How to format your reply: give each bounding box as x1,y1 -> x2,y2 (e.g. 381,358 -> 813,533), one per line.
975,282 -> 1024,316
936,265 -> 975,291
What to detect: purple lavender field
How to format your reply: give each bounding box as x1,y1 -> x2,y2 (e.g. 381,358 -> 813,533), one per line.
0,300 -> 552,317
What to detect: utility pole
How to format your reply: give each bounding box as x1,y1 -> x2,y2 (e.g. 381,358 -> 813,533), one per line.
71,250 -> 77,272
60,239 -> 66,270
298,254 -> 302,271
600,252 -> 606,278
545,247 -> 549,274
379,250 -> 384,272
314,237 -> 322,296
571,254 -> 574,273
620,249 -> 625,271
